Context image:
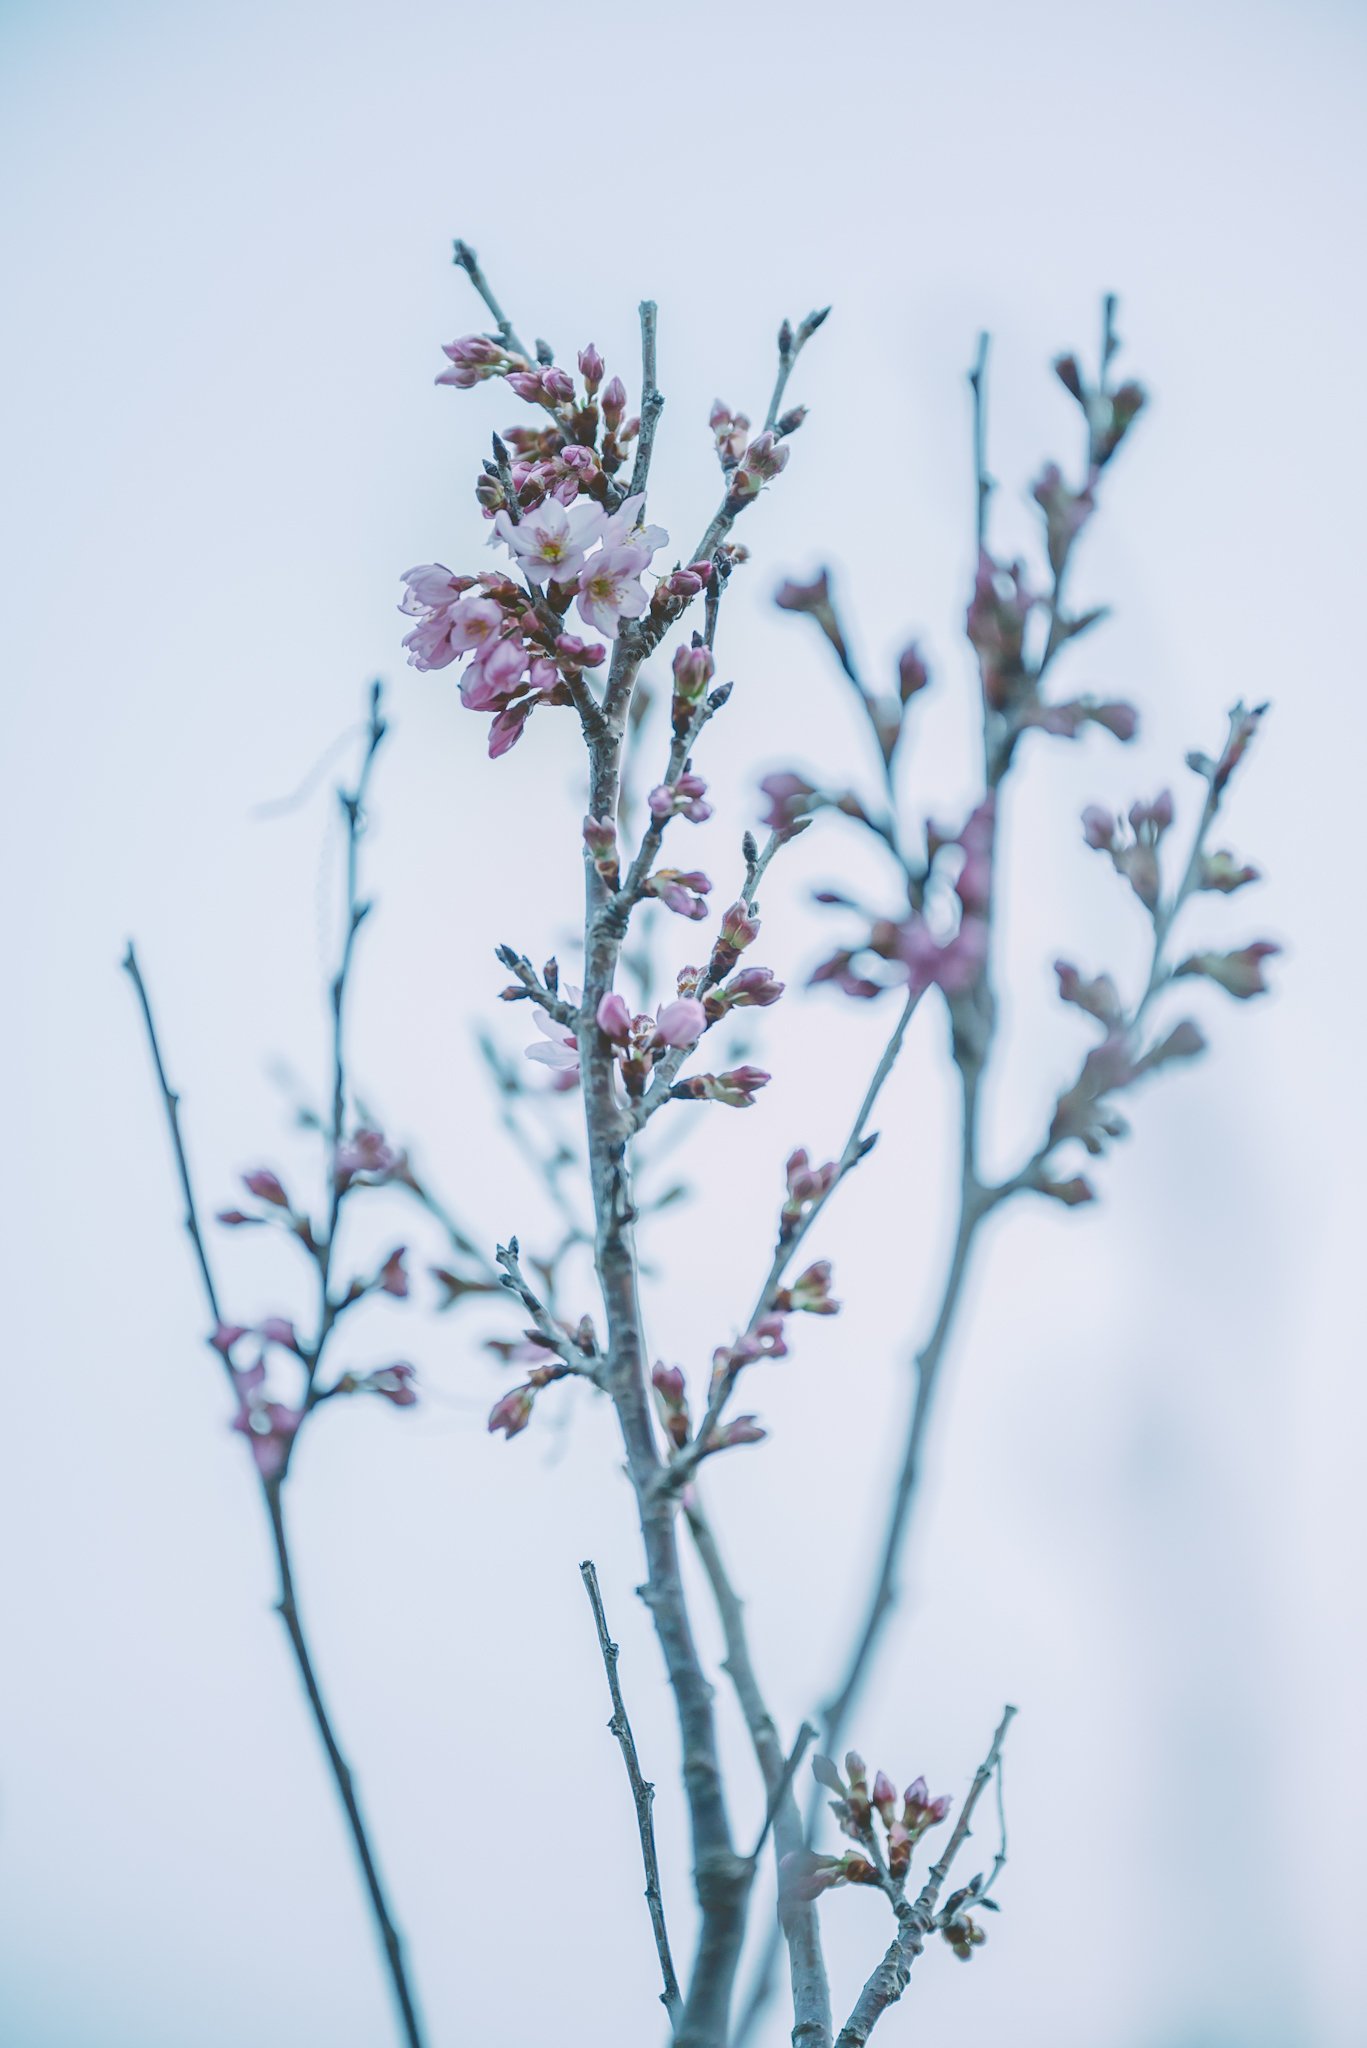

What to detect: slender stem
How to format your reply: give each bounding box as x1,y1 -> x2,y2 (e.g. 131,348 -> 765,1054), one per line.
628,300 -> 665,503
122,943 -> 229,1358
265,1481 -> 427,2048
968,332 -> 991,552
580,1560 -> 684,2030
451,237 -> 531,361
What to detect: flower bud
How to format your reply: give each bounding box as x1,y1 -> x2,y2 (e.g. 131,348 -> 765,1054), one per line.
1175,942 -> 1280,999
652,997 -> 707,1049
577,343 -> 605,393
597,992 -> 632,1042
488,1385 -> 534,1438
583,814 -> 620,887
671,640 -> 716,707
243,1169 -> 289,1207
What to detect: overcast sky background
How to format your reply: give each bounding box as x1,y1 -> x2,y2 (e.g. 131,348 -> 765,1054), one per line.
3,2 -> 1365,2044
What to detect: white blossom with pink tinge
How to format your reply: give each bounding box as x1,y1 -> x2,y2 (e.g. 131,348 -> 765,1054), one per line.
599,492 -> 668,560
493,499 -> 604,586
576,544 -> 652,638
525,989 -> 583,1080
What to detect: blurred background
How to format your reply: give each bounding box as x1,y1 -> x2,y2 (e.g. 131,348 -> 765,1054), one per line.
3,1 -> 1364,2042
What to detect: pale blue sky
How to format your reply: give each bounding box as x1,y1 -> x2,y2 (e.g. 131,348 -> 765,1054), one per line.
2,1 -> 1364,2043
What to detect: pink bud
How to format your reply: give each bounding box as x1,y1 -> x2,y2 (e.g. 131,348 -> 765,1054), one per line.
578,342 -> 604,392
243,1169 -> 289,1207
488,1386 -> 534,1438
597,992 -> 632,1042
1081,805 -> 1116,850
653,997 -> 706,1049
377,1248 -> 409,1298
671,641 -> 716,705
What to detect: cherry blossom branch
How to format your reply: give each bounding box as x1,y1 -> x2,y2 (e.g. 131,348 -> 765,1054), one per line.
690,308 -> 829,568
580,1558 -> 684,2031
122,946 -> 427,2048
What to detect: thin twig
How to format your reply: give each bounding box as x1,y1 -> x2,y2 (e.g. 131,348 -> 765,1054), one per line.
628,299 -> 665,503
452,237 -> 531,361
122,943 -> 229,1357
580,1560 -> 684,2030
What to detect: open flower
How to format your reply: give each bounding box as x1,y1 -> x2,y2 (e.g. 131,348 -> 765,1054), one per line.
494,499 -> 604,587
525,989 -> 583,1082
599,492 -> 668,559
577,545 -> 652,637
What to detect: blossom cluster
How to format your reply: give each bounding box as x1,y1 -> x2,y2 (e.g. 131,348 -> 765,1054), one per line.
402,328 -> 743,756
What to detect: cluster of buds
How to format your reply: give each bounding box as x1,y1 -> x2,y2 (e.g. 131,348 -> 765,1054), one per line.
780,1753 -> 953,1901
727,430 -> 790,507
671,1064 -> 771,1109
781,1147 -> 840,1236
596,992 -> 706,1095
702,963 -> 784,1021
647,868 -> 712,920
648,771 -> 712,825
772,1258 -> 838,1315
333,1126 -> 413,1193
436,334 -> 528,388
1082,790 -> 1174,911
1053,345 -> 1147,469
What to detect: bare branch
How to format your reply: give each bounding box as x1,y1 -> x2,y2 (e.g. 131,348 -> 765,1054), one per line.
579,1560 -> 683,2031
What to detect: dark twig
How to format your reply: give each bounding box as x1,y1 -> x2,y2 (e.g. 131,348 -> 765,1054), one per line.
580,1560 -> 684,2030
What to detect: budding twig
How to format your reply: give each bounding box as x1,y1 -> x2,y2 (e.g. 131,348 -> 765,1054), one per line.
579,1560 -> 684,2030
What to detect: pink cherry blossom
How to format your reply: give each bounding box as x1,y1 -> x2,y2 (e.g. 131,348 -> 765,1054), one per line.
494,498 -> 604,586
460,636 -> 528,712
599,492 -> 668,560
576,545 -> 652,637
